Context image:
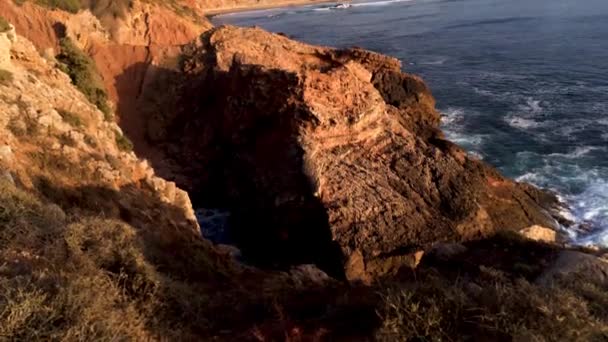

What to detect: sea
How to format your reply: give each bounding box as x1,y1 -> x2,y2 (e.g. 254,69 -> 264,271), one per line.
213,0 -> 608,246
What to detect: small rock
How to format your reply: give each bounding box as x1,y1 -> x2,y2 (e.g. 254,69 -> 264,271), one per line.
519,225 -> 556,243
42,48 -> 56,63
215,244 -> 242,259
430,242 -> 468,261
0,170 -> 14,184
345,250 -> 371,285
537,251 -> 608,287
0,145 -> 13,163
289,264 -> 332,288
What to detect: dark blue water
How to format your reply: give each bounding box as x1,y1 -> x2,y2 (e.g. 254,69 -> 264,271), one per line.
213,0 -> 608,246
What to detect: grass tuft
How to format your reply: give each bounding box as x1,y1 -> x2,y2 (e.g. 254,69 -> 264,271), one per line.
57,109 -> 83,127
34,0 -> 81,13
0,16 -> 10,33
115,130 -> 133,152
0,69 -> 14,86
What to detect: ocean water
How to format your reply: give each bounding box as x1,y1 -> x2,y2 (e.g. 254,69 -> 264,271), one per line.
213,0 -> 608,246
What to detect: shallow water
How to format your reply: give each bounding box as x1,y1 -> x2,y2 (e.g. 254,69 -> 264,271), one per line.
213,0 -> 608,246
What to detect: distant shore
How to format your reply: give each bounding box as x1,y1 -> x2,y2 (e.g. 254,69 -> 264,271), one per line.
205,0 -> 336,17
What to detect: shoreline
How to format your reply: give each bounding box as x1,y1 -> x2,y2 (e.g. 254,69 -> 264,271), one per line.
205,0 -> 337,17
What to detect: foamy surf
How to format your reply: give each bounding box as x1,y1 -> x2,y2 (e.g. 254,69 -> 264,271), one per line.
351,0 -> 414,8
313,0 -> 414,11
515,157 -> 608,247
505,116 -> 540,129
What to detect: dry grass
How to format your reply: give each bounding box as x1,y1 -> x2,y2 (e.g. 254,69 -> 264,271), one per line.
2,175 -> 607,341
376,259 -> 608,341
0,179 -> 217,340
0,180 -> 152,339
57,109 -> 83,127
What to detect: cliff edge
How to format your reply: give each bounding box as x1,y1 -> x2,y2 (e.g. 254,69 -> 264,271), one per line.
1,6 -> 607,341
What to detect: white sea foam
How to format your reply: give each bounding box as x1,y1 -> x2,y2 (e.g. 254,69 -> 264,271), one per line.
439,107 -> 485,156
468,150 -> 485,160
547,146 -> 604,159
312,0 -> 413,10
419,57 -> 448,65
516,162 -> 608,247
444,131 -> 484,147
440,107 -> 465,125
505,116 -> 540,129
519,98 -> 543,114
351,0 -> 413,7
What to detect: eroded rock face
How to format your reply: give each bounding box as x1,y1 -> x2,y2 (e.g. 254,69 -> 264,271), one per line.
0,26 -> 200,240
147,26 -> 561,280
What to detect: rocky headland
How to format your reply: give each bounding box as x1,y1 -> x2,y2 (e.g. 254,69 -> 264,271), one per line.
0,1 -> 607,340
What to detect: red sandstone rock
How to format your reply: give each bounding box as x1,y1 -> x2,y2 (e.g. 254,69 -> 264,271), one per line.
145,26 -> 561,280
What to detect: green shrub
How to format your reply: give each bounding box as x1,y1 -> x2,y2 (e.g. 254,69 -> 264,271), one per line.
57,109 -> 83,127
56,37 -> 113,120
82,0 -> 132,19
0,16 -> 10,33
35,0 -> 81,13
0,69 -> 13,86
115,131 -> 133,152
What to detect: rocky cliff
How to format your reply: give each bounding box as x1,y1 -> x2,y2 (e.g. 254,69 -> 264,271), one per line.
1,4 -> 607,341
144,26 -> 561,281
0,0 -> 209,158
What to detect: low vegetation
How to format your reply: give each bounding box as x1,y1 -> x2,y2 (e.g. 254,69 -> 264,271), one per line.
0,69 -> 13,86
57,108 -> 83,127
15,0 -> 199,23
82,0 -> 133,19
0,180 -> 154,339
376,269 -> 608,341
56,37 -> 112,120
34,0 -> 81,13
0,16 -> 10,32
115,130 -> 134,152
2,175 -> 606,340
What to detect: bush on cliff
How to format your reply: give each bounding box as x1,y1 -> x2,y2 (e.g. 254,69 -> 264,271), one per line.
0,16 -> 10,32
115,130 -> 134,152
81,0 -> 132,19
35,0 -> 81,13
56,37 -> 113,120
0,69 -> 13,85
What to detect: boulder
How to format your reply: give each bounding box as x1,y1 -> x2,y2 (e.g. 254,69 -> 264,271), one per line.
537,251 -> 608,286
519,225 -> 557,243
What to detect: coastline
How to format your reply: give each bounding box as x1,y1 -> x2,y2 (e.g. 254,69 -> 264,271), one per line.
204,0 -> 336,17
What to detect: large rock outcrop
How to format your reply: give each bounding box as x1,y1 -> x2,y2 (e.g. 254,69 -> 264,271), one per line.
145,26 -> 561,281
